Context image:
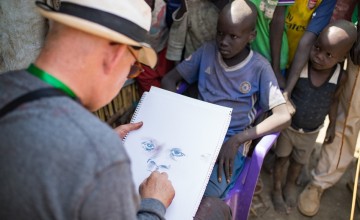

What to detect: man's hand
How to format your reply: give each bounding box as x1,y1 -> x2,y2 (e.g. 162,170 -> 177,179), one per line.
114,122 -> 143,139
217,135 -> 241,184
139,171 -> 175,208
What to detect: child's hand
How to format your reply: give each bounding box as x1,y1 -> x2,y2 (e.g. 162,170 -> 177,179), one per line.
324,124 -> 335,144
216,135 -> 241,184
285,98 -> 296,116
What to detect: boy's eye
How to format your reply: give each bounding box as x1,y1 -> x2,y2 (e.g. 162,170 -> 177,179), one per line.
327,53 -> 333,58
230,34 -> 238,39
217,31 -> 223,36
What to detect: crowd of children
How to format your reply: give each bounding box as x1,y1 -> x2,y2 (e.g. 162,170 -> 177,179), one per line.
138,0 -> 360,218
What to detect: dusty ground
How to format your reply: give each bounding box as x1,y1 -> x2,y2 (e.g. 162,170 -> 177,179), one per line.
249,119 -> 360,220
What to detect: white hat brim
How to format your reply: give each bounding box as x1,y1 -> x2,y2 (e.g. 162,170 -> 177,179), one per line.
37,7 -> 157,68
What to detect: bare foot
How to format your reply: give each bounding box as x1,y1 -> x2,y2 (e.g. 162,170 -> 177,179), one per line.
272,191 -> 289,214
283,183 -> 298,208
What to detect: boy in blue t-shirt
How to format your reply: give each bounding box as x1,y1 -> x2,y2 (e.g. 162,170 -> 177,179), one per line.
162,0 -> 291,203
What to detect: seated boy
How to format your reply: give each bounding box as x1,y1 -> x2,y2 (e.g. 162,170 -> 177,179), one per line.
162,0 -> 291,210
272,19 -> 357,214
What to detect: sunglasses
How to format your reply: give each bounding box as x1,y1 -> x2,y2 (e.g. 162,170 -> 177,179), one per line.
127,47 -> 145,79
109,42 -> 144,79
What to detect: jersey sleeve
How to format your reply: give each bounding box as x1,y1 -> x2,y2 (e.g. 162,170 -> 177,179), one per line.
175,44 -> 206,84
306,0 -> 337,35
258,61 -> 286,111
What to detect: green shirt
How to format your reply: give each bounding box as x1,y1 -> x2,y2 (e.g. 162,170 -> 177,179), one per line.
250,0 -> 293,70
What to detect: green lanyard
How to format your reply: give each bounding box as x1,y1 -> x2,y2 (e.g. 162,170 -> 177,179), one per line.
27,63 -> 77,99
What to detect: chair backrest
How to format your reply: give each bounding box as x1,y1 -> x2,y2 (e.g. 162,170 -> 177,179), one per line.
224,132 -> 279,220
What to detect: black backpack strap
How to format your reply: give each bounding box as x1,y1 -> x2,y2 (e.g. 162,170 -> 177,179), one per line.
0,88 -> 72,119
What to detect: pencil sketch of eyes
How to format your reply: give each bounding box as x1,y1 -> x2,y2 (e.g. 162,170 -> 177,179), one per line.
170,148 -> 185,160
141,139 -> 186,172
142,139 -> 157,152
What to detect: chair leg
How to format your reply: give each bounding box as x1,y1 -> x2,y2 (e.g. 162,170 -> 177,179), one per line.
250,194 -> 268,216
250,206 -> 258,217
250,178 -> 267,216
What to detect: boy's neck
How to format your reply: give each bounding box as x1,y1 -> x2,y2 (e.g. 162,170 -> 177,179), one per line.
222,47 -> 251,67
308,62 -> 338,87
308,61 -> 337,75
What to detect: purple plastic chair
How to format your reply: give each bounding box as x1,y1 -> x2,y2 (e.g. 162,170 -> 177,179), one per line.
224,132 -> 280,220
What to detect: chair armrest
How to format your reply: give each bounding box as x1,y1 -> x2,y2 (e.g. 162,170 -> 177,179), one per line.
225,132 -> 280,220
175,80 -> 189,94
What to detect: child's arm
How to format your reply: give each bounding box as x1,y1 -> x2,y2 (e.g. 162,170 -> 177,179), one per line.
161,68 -> 184,92
283,32 -> 316,116
217,103 -> 291,183
284,0 -> 336,97
283,31 -> 317,98
270,5 -> 286,89
324,69 -> 348,143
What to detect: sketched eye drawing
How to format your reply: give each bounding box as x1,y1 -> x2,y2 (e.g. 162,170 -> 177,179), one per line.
142,140 -> 156,152
170,148 -> 185,160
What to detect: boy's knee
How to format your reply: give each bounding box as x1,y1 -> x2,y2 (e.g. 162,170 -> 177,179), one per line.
194,196 -> 232,220
204,177 -> 228,198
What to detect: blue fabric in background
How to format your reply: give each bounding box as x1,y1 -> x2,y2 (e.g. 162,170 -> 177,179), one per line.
165,0 -> 181,28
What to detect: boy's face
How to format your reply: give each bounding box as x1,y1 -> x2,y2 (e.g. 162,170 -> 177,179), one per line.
309,33 -> 347,70
216,12 -> 256,60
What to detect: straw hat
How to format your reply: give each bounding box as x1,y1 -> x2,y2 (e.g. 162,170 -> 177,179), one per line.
35,0 -> 157,68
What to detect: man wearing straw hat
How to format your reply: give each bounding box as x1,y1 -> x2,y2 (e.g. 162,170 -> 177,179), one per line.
0,1 -> 177,219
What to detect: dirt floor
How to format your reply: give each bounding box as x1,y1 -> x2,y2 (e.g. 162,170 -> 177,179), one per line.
248,119 -> 360,220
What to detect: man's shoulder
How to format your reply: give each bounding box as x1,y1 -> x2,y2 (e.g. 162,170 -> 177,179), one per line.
0,69 -> 29,82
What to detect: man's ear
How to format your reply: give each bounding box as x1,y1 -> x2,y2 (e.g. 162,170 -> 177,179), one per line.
103,43 -> 127,75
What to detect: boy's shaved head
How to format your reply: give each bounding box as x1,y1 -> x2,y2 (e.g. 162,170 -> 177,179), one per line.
321,19 -> 357,56
216,0 -> 257,65
220,0 -> 257,30
310,19 -> 357,71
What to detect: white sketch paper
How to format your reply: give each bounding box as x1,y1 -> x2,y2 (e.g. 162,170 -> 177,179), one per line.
123,87 -> 232,220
